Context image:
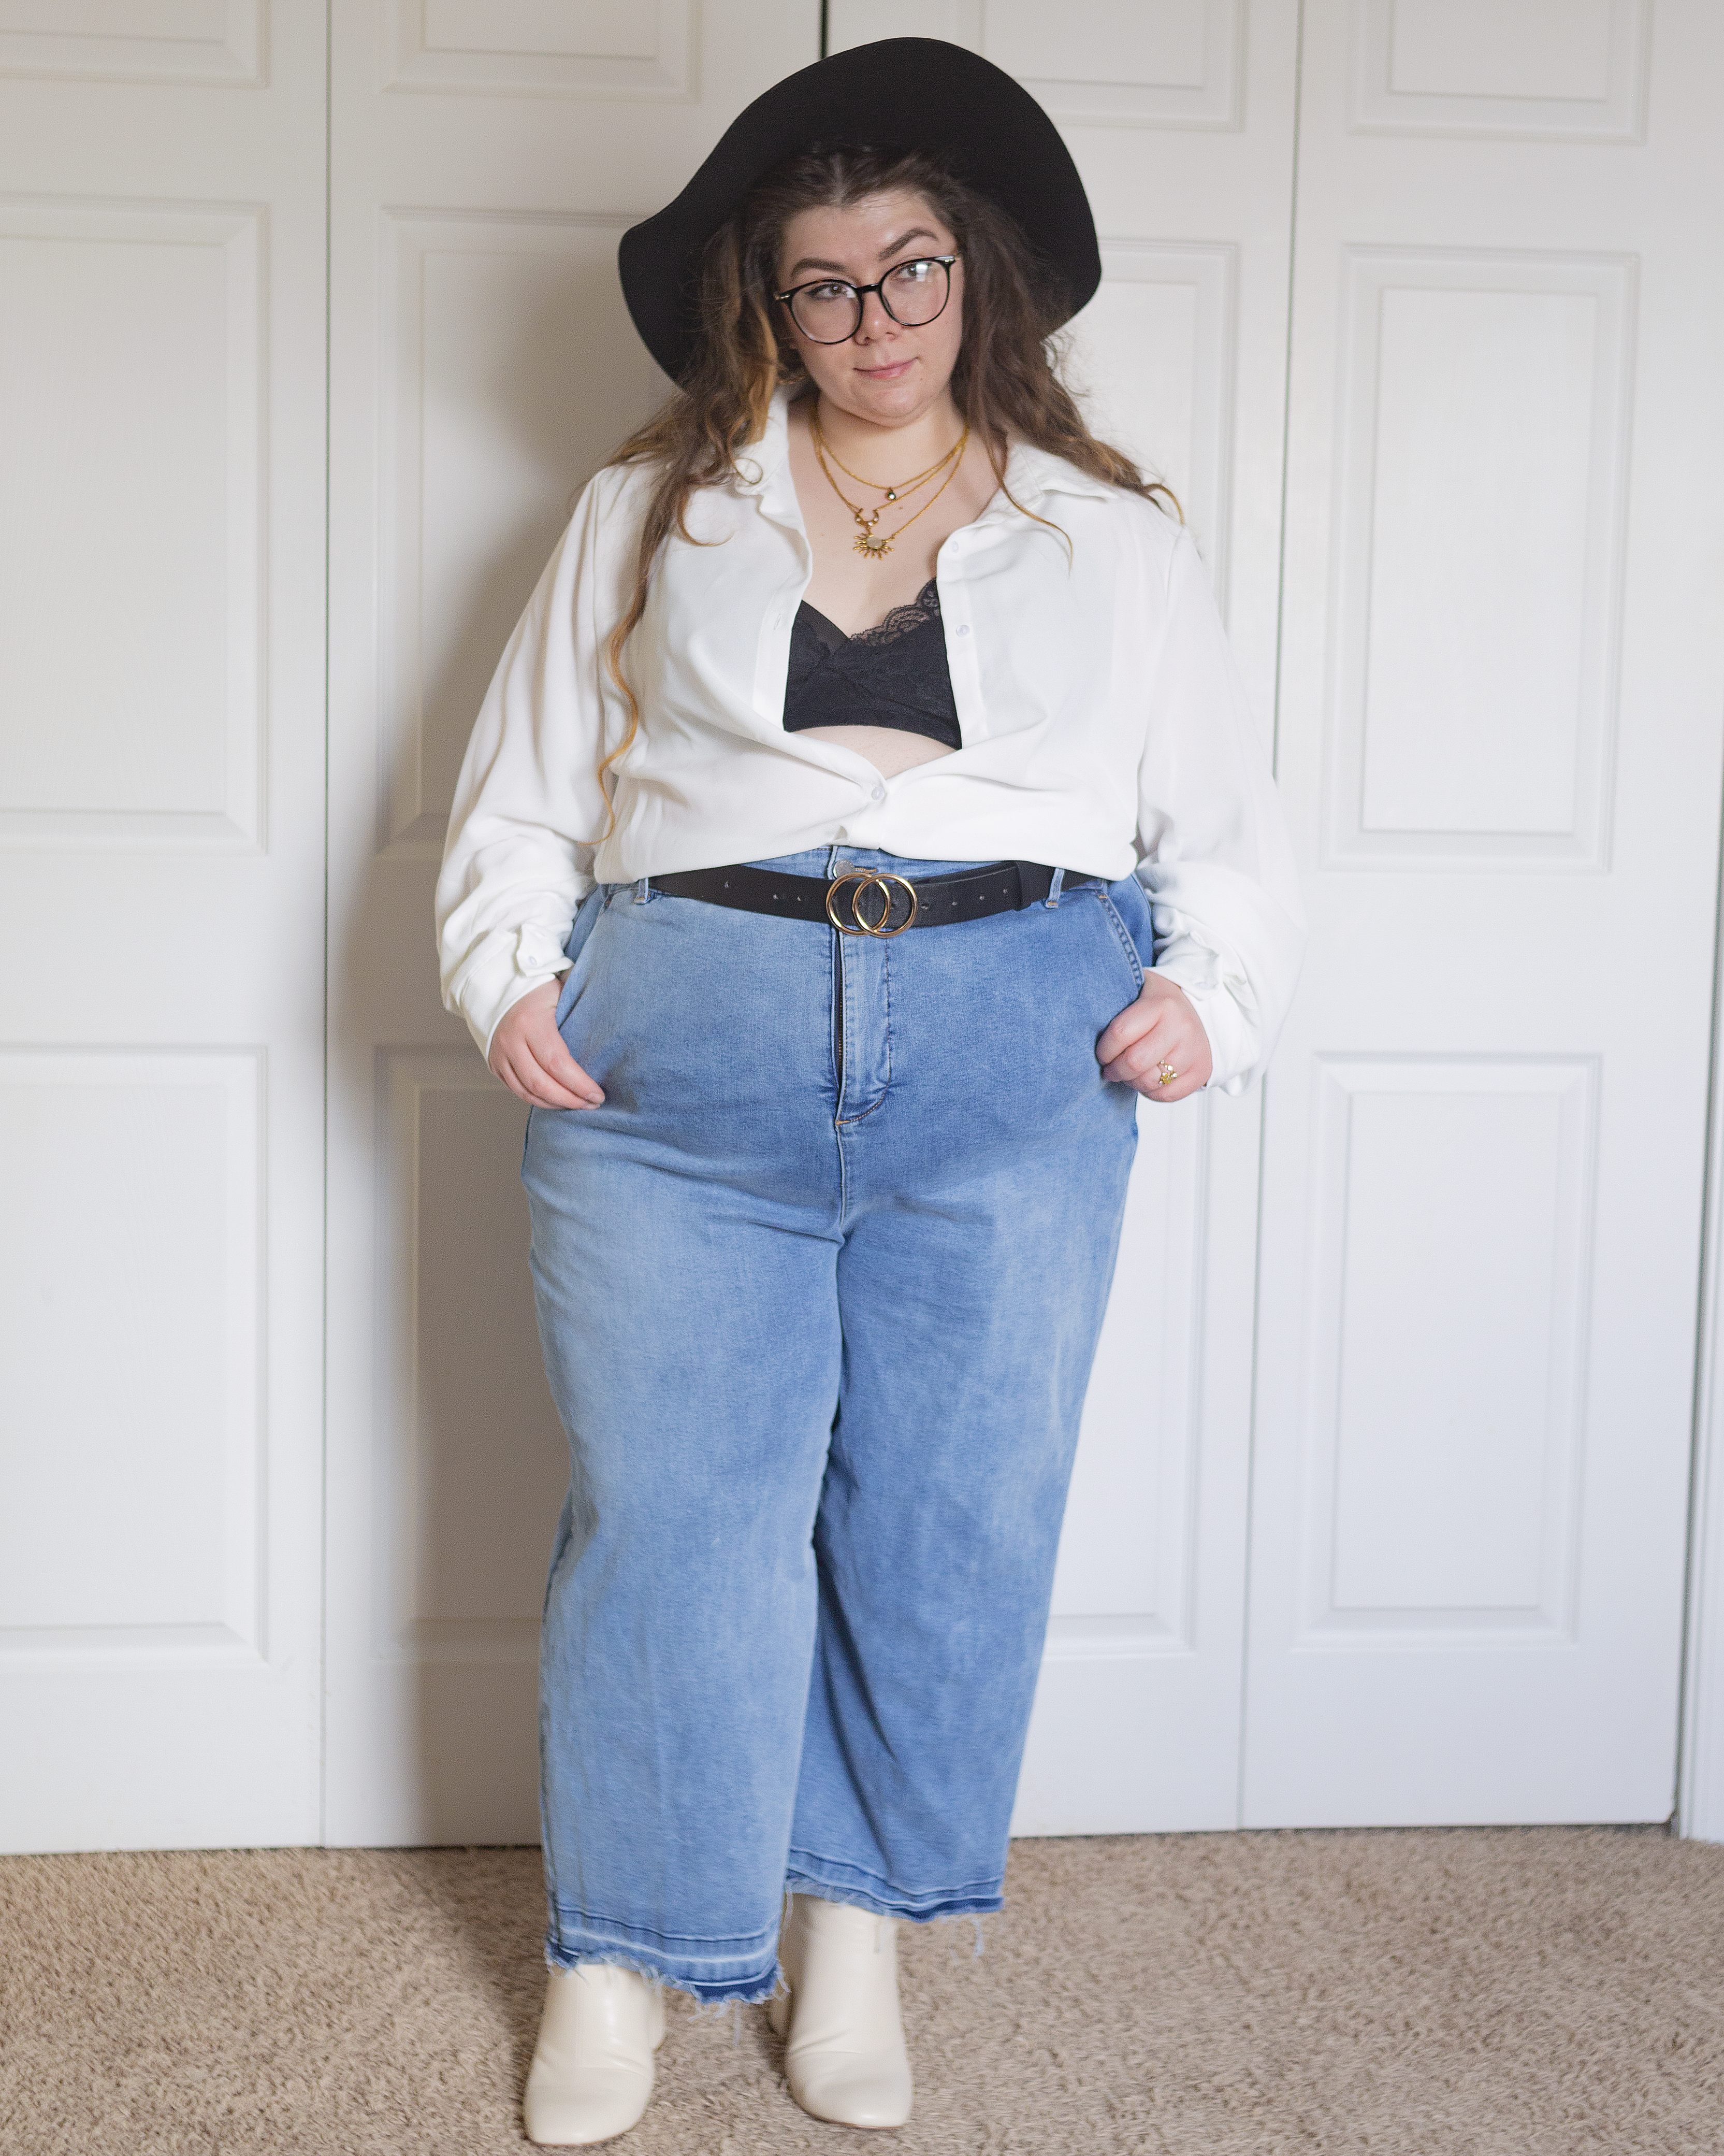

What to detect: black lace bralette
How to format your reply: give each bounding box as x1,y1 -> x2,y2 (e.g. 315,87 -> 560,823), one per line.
783,578 -> 961,751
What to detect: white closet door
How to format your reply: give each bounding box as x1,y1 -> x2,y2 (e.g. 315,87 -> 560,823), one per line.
830,2 -> 1300,1832
0,8 -> 327,1848
323,0 -> 821,1846
1245,0 -> 1724,1824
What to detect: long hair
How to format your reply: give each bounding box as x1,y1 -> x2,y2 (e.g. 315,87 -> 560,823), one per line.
598,145 -> 1178,799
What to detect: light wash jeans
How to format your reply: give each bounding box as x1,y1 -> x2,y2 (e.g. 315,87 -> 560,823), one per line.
521,847 -> 1147,2002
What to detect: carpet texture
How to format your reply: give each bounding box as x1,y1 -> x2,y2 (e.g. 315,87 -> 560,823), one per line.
4,1829 -> 1724,2153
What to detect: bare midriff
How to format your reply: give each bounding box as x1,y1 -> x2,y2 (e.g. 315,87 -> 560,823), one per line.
797,725 -> 955,777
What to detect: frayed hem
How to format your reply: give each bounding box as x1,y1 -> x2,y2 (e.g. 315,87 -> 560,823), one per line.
783,1862 -> 1004,1928
543,1939 -> 780,2008
937,1908 -> 997,1958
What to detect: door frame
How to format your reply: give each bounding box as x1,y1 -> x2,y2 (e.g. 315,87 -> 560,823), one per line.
1679,846 -> 1724,1839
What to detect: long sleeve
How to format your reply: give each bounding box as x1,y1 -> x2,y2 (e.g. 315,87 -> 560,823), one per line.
1135,526 -> 1307,1095
435,468 -> 635,1057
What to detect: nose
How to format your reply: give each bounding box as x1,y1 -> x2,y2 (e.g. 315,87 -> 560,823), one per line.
851,286 -> 898,343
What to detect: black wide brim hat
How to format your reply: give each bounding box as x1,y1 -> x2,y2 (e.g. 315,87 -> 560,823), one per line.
618,37 -> 1100,384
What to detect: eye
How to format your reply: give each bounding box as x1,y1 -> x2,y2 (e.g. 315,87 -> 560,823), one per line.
887,260 -> 936,288
802,281 -> 856,303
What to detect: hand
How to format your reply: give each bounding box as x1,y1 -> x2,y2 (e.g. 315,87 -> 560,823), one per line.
488,977 -> 605,1110
1096,973 -> 1212,1102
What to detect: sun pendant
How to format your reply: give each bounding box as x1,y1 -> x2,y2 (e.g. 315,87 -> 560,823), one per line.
854,533 -> 891,558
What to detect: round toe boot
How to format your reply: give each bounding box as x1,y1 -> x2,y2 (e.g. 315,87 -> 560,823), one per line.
523,1962 -> 667,2147
770,1894 -> 914,2130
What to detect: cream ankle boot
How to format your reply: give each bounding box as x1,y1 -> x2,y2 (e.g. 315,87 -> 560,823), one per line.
523,1963 -> 666,2147
768,1894 -> 914,2130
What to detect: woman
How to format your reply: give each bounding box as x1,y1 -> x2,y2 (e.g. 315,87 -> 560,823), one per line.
436,37 -> 1304,2147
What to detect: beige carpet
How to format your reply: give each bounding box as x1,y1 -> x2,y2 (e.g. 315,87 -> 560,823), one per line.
4,1828 -> 1724,2153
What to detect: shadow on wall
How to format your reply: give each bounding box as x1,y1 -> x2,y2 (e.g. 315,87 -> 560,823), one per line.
331,240 -> 671,1847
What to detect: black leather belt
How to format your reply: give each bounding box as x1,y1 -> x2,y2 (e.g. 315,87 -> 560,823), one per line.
650,860 -> 1083,937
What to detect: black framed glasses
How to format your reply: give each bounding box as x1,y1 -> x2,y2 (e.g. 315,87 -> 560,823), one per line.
774,255 -> 958,343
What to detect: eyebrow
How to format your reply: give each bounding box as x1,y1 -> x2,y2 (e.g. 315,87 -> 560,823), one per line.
785,228 -> 943,280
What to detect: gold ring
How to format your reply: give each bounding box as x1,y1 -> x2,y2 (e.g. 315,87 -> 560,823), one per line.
1157,1062 -> 1178,1087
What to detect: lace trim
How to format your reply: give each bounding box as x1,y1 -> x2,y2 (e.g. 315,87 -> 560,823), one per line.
848,578 -> 941,648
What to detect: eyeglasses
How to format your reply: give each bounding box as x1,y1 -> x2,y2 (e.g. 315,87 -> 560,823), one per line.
774,255 -> 958,344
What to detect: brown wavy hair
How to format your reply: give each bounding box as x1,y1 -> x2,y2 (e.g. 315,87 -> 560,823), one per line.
598,144 -> 1178,797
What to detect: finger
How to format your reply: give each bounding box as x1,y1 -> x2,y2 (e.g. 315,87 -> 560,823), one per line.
1095,997 -> 1163,1067
525,1028 -> 604,1105
1126,1022 -> 1208,1100
500,1044 -> 598,1112
1101,1032 -> 1175,1086
1104,1022 -> 1194,1089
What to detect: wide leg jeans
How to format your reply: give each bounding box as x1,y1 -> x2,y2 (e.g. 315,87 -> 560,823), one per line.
521,849 -> 1148,2002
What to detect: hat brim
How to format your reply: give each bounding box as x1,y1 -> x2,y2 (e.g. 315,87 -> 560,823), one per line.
618,38 -> 1100,383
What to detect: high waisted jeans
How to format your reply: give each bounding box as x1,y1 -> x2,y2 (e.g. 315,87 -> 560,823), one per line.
521,847 -> 1147,2002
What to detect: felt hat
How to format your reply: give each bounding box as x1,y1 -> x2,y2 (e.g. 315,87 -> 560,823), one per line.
618,38 -> 1100,382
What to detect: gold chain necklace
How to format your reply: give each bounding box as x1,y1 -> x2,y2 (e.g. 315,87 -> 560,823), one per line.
811,414 -> 965,504
810,419 -> 970,560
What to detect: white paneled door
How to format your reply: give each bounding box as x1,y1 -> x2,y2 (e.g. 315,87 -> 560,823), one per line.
0,7 -> 328,1847
8,3 -> 1724,1858
322,0 -> 821,1845
827,0 -> 1302,1833
1248,0 -> 1724,1823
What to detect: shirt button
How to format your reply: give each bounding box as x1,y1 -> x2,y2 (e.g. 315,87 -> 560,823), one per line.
956,624 -> 971,637
871,784 -> 886,801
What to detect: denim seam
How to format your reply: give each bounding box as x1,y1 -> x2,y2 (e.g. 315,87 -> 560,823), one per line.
543,1932 -> 780,2007
785,1847 -> 1004,1904
548,1905 -> 779,1951
1095,888 -> 1146,996
835,932 -> 892,1125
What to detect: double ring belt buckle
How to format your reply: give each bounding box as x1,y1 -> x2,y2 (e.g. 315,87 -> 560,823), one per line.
825,869 -> 920,937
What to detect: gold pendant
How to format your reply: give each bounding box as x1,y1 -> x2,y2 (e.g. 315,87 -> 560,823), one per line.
854,533 -> 892,558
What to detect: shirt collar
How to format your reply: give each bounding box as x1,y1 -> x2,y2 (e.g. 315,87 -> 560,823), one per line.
999,438 -> 1117,506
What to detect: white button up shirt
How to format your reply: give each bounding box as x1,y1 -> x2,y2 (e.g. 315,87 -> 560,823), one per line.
437,389 -> 1305,1092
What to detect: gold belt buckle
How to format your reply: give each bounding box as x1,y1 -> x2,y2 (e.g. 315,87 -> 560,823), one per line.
825,869 -> 920,937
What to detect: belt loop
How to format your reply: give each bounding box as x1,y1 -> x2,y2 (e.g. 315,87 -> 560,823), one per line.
1044,868 -> 1066,910
633,875 -> 652,904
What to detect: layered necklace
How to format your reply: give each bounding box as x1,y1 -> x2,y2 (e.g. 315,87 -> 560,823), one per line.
810,410 -> 970,560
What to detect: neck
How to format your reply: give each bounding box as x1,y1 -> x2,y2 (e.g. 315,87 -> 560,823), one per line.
812,392 -> 964,481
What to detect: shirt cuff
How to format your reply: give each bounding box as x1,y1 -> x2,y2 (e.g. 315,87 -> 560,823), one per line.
453,922 -> 575,1059
1153,970 -> 1254,1098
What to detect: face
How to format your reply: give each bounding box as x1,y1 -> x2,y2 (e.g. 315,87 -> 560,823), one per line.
774,189 -> 965,429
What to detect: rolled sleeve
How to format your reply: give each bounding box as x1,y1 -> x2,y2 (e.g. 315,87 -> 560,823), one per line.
434,468 -> 634,1057
1134,528 -> 1307,1094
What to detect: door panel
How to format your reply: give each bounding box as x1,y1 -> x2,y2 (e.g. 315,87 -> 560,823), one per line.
323,0 -> 821,1846
1245,0 -> 1724,1824
0,6 -> 327,1849
830,1 -> 1300,1832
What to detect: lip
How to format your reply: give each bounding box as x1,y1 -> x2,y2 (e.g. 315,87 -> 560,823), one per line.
854,357 -> 915,382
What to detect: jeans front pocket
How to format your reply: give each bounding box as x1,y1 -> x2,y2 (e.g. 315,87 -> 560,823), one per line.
554,887 -> 609,1034
1091,885 -> 1147,1007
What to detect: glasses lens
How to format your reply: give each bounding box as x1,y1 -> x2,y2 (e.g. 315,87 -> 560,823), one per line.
789,281 -> 861,342
879,258 -> 950,327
